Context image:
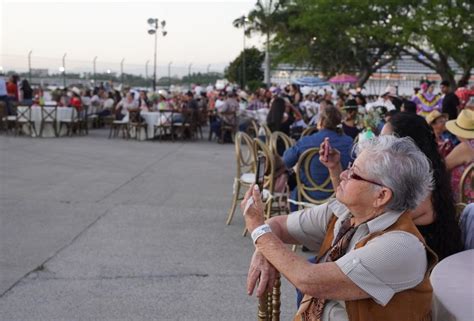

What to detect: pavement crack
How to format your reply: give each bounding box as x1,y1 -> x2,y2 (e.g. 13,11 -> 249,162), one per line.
28,272 -> 247,282
0,208 -> 111,298
95,145 -> 185,203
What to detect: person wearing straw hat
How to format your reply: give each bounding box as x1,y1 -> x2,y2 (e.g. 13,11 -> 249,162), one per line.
425,110 -> 453,157
445,109 -> 474,202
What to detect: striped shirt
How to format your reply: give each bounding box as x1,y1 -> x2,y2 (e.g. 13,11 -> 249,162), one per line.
287,199 -> 427,321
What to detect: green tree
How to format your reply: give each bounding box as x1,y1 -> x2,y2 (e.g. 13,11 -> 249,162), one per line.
272,0 -> 404,87
400,0 -> 473,87
225,47 -> 264,90
235,0 -> 287,87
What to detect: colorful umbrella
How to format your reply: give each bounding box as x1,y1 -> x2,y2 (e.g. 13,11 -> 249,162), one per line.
329,74 -> 358,84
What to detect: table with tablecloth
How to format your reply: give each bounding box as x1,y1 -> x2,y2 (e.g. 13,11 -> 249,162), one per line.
140,110 -> 176,140
17,106 -> 76,137
431,249 -> 474,321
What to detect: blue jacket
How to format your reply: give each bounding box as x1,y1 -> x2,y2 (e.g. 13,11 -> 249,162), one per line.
283,129 -> 353,203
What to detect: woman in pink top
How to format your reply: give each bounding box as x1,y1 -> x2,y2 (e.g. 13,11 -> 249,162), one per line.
445,109 -> 474,203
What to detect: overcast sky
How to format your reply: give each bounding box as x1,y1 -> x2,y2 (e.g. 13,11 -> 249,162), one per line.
0,0 -> 263,76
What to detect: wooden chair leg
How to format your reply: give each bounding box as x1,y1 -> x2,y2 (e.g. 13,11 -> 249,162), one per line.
258,293 -> 270,321
226,180 -> 241,225
108,124 -> 114,138
272,276 -> 281,321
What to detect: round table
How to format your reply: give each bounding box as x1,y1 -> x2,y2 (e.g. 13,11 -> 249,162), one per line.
430,249 -> 474,321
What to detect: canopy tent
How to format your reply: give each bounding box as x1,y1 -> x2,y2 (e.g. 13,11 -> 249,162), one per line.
329,74 -> 358,84
292,76 -> 329,87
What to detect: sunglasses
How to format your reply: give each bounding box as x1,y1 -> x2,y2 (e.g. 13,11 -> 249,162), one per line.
345,162 -> 384,187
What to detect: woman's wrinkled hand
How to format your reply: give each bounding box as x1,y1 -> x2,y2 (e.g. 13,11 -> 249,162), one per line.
319,137 -> 341,170
247,250 -> 278,297
241,184 -> 265,233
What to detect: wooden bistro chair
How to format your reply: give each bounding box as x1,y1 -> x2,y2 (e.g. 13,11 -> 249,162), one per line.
174,108 -> 196,140
226,131 -> 257,225
257,274 -> 282,321
128,109 -> 148,140
15,106 -> 37,137
300,126 -> 318,138
259,124 -> 272,143
291,147 -> 334,209
219,110 -> 238,144
0,101 -> 9,133
269,131 -> 295,157
241,138 -> 290,237
247,119 -> 260,138
59,107 -> 80,137
108,112 -> 129,139
39,106 -> 58,137
154,109 -> 176,141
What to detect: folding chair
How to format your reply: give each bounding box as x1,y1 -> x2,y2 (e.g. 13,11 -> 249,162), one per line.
269,131 -> 295,157
39,106 -> 58,137
226,131 -> 257,225
15,106 -> 37,136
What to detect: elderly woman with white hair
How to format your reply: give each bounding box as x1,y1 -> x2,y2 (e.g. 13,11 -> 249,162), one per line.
242,135 -> 437,321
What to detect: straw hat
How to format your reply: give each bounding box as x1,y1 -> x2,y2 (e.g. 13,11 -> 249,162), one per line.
446,109 -> 474,139
238,91 -> 248,101
71,87 -> 81,96
425,110 -> 448,125
381,85 -> 398,98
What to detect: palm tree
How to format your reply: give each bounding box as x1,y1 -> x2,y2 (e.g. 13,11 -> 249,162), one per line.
234,0 -> 286,87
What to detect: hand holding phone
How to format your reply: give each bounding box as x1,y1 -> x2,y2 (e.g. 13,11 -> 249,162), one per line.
255,155 -> 266,192
323,137 -> 330,162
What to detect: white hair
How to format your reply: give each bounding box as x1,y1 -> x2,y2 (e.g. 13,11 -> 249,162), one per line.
354,135 -> 434,211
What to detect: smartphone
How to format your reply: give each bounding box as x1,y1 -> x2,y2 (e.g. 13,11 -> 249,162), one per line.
255,155 -> 266,192
323,138 -> 330,162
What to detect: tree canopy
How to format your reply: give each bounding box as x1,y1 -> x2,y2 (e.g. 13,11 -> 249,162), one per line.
245,0 -> 473,87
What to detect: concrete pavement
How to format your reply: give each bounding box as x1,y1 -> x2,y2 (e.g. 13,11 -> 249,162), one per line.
0,130 -> 295,320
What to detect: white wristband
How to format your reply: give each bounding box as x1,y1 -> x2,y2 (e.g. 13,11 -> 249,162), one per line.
251,224 -> 272,244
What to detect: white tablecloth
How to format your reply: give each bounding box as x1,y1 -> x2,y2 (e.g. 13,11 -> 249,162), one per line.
17,106 -> 75,137
431,249 -> 474,321
140,111 -> 174,139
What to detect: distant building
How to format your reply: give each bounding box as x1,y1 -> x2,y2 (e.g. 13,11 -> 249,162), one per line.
31,68 -> 49,77
270,54 -> 470,96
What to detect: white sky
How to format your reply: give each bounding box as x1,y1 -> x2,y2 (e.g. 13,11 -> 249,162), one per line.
0,0 -> 263,76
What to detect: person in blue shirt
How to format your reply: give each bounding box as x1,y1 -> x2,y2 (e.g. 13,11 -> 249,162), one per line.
283,106 -> 353,208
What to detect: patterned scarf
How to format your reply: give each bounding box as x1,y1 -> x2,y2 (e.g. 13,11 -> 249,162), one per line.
299,217 -> 357,321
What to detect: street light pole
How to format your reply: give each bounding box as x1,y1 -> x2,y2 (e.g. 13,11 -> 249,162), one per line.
120,58 -> 125,86
188,63 -> 192,89
207,64 -> 211,74
93,56 -> 97,85
168,61 -> 172,89
62,53 -> 67,88
28,50 -> 32,82
147,18 -> 167,92
145,60 -> 150,80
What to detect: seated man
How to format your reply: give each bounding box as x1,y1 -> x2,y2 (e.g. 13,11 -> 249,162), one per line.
242,135 -> 437,321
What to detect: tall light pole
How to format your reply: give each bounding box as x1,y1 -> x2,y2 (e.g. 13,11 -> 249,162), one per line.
93,56 -> 97,85
120,58 -> 125,86
207,64 -> 211,74
62,52 -> 67,88
145,60 -> 150,80
28,50 -> 33,82
147,18 -> 167,92
188,63 -> 192,89
168,61 -> 172,88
